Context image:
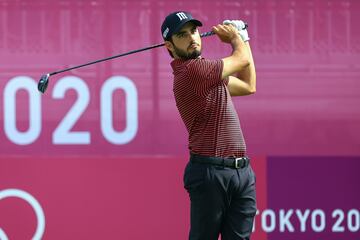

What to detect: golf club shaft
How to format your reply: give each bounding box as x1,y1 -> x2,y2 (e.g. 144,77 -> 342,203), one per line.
49,31 -> 215,76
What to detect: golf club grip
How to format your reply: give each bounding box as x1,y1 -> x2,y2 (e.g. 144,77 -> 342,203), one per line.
200,31 -> 215,38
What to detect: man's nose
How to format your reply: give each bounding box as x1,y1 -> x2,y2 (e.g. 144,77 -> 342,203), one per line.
189,33 -> 196,41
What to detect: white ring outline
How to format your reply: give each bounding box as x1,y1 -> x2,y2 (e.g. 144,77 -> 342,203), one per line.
0,229 -> 8,240
0,189 -> 45,240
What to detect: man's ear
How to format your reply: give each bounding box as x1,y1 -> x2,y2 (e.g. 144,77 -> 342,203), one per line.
165,41 -> 174,52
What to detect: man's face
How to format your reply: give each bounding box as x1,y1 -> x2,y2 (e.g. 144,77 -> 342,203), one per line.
167,22 -> 202,59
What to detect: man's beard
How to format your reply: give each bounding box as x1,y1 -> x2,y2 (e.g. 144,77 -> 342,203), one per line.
173,43 -> 201,60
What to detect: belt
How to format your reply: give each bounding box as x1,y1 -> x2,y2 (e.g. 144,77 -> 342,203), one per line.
190,153 -> 250,169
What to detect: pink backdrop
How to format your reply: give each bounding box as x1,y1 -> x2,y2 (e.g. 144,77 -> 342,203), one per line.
0,0 -> 359,239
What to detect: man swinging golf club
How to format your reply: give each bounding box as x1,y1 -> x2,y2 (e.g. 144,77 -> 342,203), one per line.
162,11 -> 257,240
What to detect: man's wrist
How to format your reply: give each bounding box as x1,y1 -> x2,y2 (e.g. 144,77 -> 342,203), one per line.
230,35 -> 243,49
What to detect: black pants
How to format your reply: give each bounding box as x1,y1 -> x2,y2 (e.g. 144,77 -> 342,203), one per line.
183,156 -> 257,240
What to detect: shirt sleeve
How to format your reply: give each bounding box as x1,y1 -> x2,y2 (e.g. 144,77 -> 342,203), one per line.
185,59 -> 226,96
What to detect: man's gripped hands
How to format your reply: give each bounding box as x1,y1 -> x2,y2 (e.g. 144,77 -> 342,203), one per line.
212,19 -> 249,45
223,20 -> 250,42
212,24 -> 242,44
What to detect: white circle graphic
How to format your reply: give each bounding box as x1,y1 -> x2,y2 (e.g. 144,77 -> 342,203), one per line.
0,228 -> 8,240
0,189 -> 45,240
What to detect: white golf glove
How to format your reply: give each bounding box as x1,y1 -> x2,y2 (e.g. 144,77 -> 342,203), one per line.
223,20 -> 250,42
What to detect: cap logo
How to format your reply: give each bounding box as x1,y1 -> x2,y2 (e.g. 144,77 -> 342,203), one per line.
176,12 -> 188,21
163,27 -> 169,38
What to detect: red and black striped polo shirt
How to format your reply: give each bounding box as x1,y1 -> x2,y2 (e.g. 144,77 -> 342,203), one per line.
171,58 -> 246,157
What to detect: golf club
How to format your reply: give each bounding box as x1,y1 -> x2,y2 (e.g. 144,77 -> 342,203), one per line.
38,24 -> 247,93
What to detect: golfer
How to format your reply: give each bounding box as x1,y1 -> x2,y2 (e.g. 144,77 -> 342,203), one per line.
162,11 -> 257,240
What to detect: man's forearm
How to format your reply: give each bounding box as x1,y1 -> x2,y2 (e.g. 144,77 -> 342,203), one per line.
230,36 -> 250,69
235,42 -> 256,92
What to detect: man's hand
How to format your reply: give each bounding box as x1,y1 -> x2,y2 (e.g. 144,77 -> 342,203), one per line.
212,24 -> 242,44
223,20 -> 250,42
